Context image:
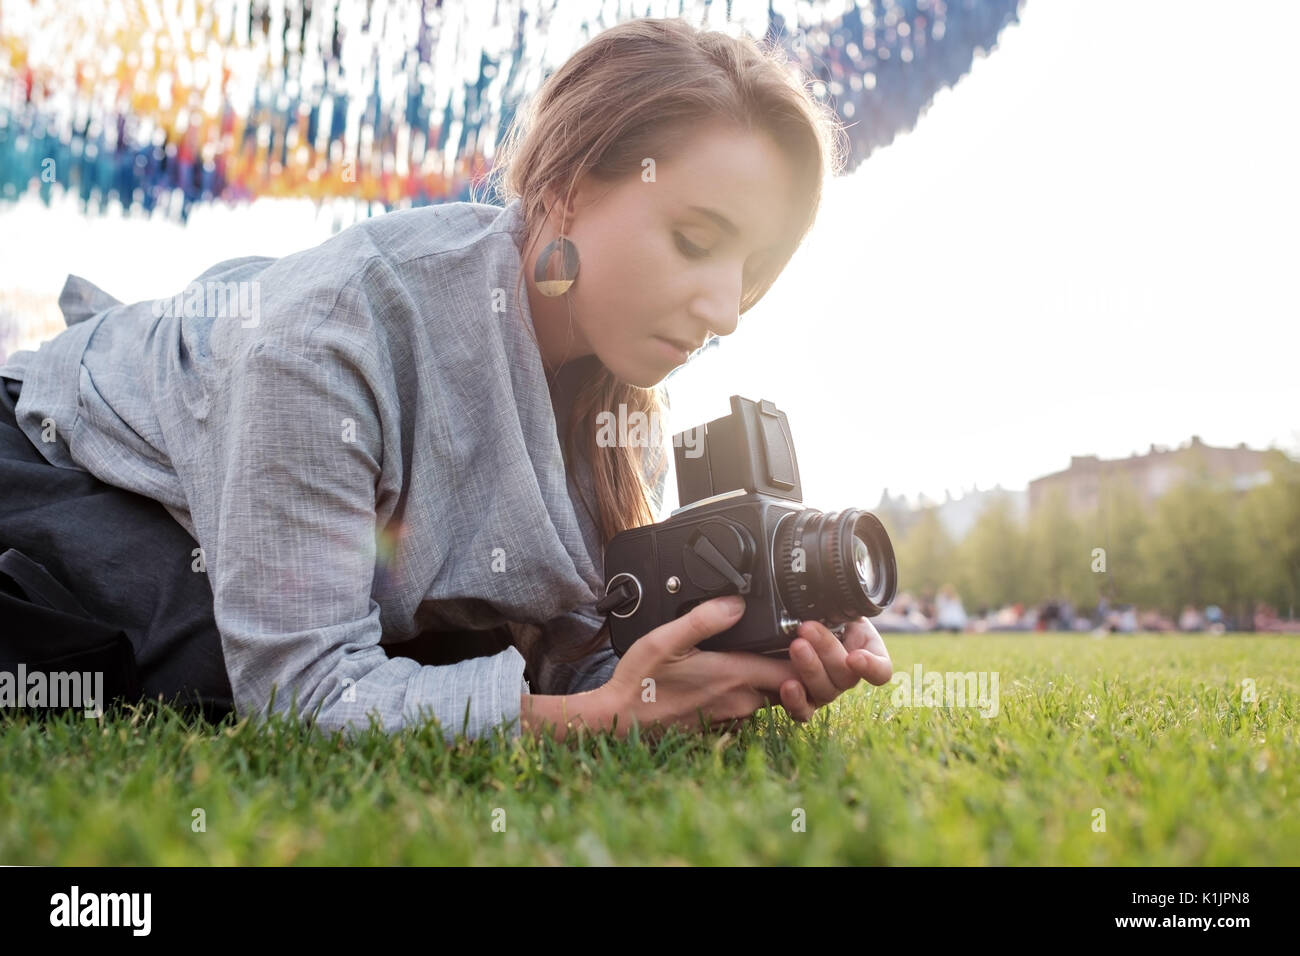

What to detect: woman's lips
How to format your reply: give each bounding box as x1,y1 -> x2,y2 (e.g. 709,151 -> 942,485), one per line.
653,336 -> 689,364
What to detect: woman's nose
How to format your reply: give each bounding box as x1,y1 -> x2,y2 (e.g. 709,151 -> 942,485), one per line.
690,266 -> 743,339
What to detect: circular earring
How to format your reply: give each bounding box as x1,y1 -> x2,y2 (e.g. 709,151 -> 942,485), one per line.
534,235 -> 580,297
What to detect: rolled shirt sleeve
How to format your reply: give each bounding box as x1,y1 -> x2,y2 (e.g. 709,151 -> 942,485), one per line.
206,340 -> 527,743
533,607 -> 618,697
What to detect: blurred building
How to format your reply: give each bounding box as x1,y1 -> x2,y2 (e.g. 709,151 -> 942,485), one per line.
875,485 -> 1027,543
1028,436 -> 1275,517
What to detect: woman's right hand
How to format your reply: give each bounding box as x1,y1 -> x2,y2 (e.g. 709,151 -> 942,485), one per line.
592,594 -> 801,739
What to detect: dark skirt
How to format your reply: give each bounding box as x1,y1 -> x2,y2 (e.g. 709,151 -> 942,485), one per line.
0,374 -> 234,722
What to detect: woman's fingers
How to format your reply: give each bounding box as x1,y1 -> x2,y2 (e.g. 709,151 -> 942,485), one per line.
800,620 -> 859,690
788,620 -> 858,704
675,618 -> 891,729
711,650 -> 801,698
780,679 -> 814,722
841,618 -> 894,685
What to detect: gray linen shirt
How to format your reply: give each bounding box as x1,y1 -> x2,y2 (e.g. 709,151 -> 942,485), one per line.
0,198 -> 668,743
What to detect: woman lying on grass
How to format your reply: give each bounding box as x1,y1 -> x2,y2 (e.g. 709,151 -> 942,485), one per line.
0,17 -> 892,743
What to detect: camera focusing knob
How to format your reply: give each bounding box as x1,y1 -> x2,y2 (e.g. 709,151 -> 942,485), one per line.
682,520 -> 754,595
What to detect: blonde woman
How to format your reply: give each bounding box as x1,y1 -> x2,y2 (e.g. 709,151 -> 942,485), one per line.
0,17 -> 892,741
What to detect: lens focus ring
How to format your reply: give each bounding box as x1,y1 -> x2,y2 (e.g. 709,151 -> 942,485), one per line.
775,507 -> 897,624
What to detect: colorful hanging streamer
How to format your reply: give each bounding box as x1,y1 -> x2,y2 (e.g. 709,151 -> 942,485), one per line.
0,0 -> 1023,223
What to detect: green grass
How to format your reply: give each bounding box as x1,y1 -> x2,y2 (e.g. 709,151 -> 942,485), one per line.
2,633 -> 1297,865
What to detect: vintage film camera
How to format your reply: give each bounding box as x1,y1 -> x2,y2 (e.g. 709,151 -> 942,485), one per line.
597,395 -> 898,657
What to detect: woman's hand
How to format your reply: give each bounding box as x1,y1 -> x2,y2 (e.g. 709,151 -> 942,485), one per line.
590,598 -> 893,738
778,616 -> 893,722
594,595 -> 809,739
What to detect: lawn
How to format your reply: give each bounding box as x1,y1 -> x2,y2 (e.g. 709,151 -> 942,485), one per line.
2,633 -> 1296,865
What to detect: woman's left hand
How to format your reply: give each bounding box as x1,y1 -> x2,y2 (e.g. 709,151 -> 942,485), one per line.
779,617 -> 893,722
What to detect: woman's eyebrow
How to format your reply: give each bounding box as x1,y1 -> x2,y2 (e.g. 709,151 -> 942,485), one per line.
686,204 -> 740,238
687,204 -> 779,259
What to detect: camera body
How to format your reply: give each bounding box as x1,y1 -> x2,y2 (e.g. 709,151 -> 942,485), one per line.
601,395 -> 897,658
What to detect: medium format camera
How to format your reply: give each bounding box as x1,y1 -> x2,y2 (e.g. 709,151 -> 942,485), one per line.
597,395 -> 898,658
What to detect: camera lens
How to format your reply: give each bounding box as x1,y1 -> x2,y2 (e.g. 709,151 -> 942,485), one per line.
854,535 -> 876,593
776,508 -> 897,624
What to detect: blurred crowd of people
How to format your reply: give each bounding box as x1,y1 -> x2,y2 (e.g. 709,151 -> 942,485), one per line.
872,585 -> 1300,634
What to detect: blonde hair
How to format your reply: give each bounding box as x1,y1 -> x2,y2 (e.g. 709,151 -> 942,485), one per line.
480,16 -> 846,674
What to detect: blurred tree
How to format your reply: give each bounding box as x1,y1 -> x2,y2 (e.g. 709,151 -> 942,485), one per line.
1078,473 -> 1151,609
873,489 -> 915,547
952,496 -> 1026,610
1239,450 -> 1300,619
881,448 -> 1299,626
1026,487 -> 1089,606
1136,450 -> 1248,620
895,506 -> 955,599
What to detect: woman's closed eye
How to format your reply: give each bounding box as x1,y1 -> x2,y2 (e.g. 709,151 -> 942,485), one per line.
673,232 -> 711,259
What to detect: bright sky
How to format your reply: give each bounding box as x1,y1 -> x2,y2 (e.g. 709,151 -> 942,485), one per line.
666,0 -> 1300,513
3,0 -> 1297,517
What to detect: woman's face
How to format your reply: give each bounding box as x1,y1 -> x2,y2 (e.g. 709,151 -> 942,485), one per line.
525,125 -> 802,388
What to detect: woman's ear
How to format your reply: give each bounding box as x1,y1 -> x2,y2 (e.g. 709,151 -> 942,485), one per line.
544,174 -> 600,236
545,183 -> 576,236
